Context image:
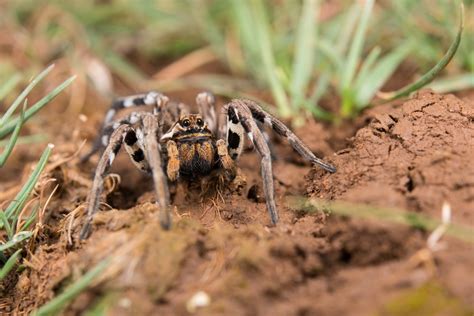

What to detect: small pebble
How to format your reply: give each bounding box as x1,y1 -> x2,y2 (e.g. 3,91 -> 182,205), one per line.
186,291 -> 210,313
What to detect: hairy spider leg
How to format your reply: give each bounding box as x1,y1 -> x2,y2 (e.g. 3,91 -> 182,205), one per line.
81,92 -> 169,162
196,92 -> 218,134
239,99 -> 336,173
227,100 -> 279,225
80,124 -> 131,239
141,114 -> 172,229
225,106 -> 246,160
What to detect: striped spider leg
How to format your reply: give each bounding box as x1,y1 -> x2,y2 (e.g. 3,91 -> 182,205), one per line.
80,91 -> 170,163
225,99 -> 336,225
80,93 -> 174,239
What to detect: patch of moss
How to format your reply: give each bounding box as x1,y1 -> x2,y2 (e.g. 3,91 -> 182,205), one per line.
376,281 -> 472,316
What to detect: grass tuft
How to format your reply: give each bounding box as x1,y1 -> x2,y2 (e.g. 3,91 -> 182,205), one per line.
0,65 -> 73,280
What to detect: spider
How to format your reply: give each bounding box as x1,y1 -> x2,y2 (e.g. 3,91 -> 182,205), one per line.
79,91 -> 336,239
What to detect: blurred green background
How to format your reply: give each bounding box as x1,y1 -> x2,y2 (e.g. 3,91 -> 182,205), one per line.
0,0 -> 472,122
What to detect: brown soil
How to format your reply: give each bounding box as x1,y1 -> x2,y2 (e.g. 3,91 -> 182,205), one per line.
1,90 -> 473,316
308,89 -> 474,223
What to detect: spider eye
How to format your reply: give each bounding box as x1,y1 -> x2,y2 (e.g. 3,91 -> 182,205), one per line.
181,119 -> 190,127
197,118 -> 204,126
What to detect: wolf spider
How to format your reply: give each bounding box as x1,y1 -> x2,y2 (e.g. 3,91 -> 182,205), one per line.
79,91 -> 336,239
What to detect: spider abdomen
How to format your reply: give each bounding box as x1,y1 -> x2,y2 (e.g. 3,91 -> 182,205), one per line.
177,139 -> 216,177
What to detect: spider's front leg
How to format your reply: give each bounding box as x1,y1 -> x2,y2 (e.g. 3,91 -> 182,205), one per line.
80,124 -> 131,239
226,102 -> 279,225
216,139 -> 236,179
166,140 -> 180,182
142,114 -> 172,229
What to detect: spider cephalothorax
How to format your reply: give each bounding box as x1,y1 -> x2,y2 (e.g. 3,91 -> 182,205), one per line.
79,91 -> 336,239
162,114 -> 218,178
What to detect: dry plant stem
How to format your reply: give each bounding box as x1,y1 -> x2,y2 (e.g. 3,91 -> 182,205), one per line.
38,183 -> 59,227
15,198 -> 38,233
153,47 -> 217,80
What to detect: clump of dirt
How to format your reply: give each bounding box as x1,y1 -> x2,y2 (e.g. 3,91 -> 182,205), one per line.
308,90 -> 474,223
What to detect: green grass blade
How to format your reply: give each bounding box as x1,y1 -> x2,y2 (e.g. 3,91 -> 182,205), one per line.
288,197 -> 474,244
290,0 -> 318,111
229,0 -> 261,72
355,42 -> 412,108
0,231 -> 33,253
0,65 -> 54,128
335,2 -> 360,55
316,39 -> 343,71
428,73 -> 474,93
251,0 -> 290,117
340,0 -> 374,91
0,76 -> 76,139
0,134 -> 47,148
309,71 -> 330,101
0,73 -> 22,102
304,99 -> 334,121
4,144 -> 54,222
353,46 -> 381,91
33,259 -> 110,316
0,211 -> 13,239
0,249 -> 22,280
0,101 -> 26,167
379,3 -> 464,101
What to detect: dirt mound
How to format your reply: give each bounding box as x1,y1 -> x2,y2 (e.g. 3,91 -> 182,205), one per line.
308,90 -> 474,223
2,90 -> 473,316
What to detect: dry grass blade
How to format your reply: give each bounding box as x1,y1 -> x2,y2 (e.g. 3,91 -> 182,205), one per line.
153,47 -> 217,80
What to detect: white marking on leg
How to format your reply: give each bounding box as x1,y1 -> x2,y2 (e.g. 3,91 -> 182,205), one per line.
101,135 -> 109,146
264,117 -> 272,127
145,92 -> 159,105
104,110 -> 116,124
136,128 -> 145,147
108,152 -> 115,165
129,113 -> 140,124
247,132 -> 254,143
124,98 -> 134,107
